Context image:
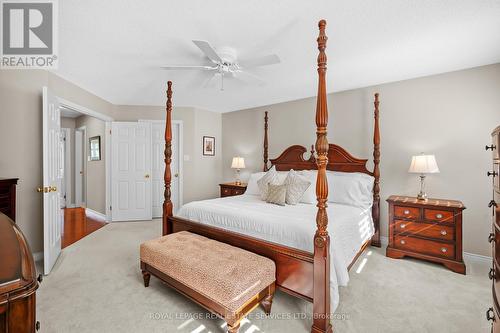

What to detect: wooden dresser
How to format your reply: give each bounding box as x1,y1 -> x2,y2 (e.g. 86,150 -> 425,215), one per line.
0,178 -> 18,222
487,125 -> 500,331
0,213 -> 41,332
386,195 -> 466,274
219,182 -> 247,197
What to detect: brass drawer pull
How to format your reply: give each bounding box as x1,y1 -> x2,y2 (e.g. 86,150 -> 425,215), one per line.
489,233 -> 495,243
486,307 -> 495,321
400,240 -> 406,245
400,224 -> 406,229
440,247 -> 447,253
489,268 -> 496,280
403,210 -> 410,215
440,230 -> 447,236
436,213 -> 443,219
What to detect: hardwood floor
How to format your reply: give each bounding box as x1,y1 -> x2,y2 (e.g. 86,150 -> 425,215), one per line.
62,207 -> 107,248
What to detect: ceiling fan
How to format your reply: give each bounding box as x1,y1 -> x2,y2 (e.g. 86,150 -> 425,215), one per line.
161,40 -> 280,90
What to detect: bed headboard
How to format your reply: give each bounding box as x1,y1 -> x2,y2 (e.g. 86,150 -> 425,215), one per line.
269,144 -> 372,175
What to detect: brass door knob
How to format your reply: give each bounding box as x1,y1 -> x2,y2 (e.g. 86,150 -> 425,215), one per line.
37,186 -> 50,193
50,186 -> 57,192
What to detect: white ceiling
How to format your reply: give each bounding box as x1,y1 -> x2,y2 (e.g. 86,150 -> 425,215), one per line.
55,0 -> 500,112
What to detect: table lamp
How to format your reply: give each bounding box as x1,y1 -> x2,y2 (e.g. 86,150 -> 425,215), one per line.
408,153 -> 440,200
231,157 -> 245,185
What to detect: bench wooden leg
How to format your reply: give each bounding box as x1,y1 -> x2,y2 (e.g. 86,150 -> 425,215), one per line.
260,294 -> 274,315
227,323 -> 240,333
260,283 -> 275,315
142,271 -> 151,287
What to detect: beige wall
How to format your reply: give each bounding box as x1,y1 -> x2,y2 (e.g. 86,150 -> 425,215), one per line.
222,63 -> 500,257
112,105 -> 222,203
0,70 -> 113,253
75,115 -> 106,214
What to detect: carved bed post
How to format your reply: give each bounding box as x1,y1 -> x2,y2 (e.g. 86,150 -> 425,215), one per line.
371,93 -> 381,247
312,20 -> 332,333
162,81 -> 173,236
263,111 -> 269,171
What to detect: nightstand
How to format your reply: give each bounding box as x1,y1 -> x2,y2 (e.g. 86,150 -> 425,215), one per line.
386,195 -> 466,274
219,182 -> 247,197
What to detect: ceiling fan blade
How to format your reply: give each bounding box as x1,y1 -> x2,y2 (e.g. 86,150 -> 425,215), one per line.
202,73 -> 220,88
234,70 -> 265,86
238,54 -> 280,68
192,40 -> 223,64
160,65 -> 217,70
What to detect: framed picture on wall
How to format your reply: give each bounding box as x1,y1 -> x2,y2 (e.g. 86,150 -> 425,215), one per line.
203,136 -> 215,156
89,136 -> 101,161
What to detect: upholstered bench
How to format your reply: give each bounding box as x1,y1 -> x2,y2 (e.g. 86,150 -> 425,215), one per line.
140,231 -> 276,333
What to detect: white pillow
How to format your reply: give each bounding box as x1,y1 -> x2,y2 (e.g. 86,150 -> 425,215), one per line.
283,169 -> 311,205
257,166 -> 280,200
246,172 -> 265,196
327,171 -> 374,210
297,170 -> 317,204
246,168 -> 289,196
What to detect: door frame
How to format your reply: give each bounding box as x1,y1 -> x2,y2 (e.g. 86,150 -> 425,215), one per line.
139,119 -> 184,211
58,97 -> 113,221
61,127 -> 72,207
75,126 -> 86,207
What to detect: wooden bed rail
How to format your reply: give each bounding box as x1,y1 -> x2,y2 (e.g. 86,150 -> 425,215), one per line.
372,93 -> 381,247
312,19 -> 332,333
163,81 -> 173,236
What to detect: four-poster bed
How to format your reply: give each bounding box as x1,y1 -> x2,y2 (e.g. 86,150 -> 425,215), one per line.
160,20 -> 381,333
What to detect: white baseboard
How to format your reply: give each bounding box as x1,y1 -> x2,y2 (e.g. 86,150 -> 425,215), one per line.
463,252 -> 492,263
33,251 -> 44,262
377,236 -> 491,263
85,208 -> 106,221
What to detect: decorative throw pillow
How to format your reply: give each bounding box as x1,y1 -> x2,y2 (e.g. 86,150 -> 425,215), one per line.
257,166 -> 279,200
284,169 -> 311,205
265,184 -> 287,206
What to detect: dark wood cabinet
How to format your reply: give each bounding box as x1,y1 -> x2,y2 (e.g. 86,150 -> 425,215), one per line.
487,125 -> 500,331
219,182 -> 247,197
0,178 -> 18,222
386,195 -> 466,274
0,212 -> 40,332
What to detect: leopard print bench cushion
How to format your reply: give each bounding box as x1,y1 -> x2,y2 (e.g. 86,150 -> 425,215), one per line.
140,231 -> 276,313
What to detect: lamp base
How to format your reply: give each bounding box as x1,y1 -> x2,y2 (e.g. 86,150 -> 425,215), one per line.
417,192 -> 428,201
417,174 -> 428,201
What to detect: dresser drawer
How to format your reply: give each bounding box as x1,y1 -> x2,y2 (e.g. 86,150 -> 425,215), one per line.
221,188 -> 232,197
394,206 -> 420,219
232,189 -> 245,196
394,220 -> 454,241
424,209 -> 454,223
394,235 -> 455,259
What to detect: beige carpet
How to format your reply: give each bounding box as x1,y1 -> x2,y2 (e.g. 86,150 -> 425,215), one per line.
37,220 -> 491,333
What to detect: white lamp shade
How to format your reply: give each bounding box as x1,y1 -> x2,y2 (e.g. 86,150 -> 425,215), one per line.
408,154 -> 440,174
231,157 -> 245,169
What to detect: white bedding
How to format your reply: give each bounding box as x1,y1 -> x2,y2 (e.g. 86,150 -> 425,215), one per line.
177,194 -> 375,312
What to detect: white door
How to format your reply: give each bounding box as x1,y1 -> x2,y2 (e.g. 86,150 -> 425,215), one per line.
42,87 -> 63,275
151,122 -> 181,217
112,122 -> 152,221
75,129 -> 84,206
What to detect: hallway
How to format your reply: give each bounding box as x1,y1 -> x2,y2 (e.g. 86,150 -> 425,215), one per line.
62,207 -> 107,248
